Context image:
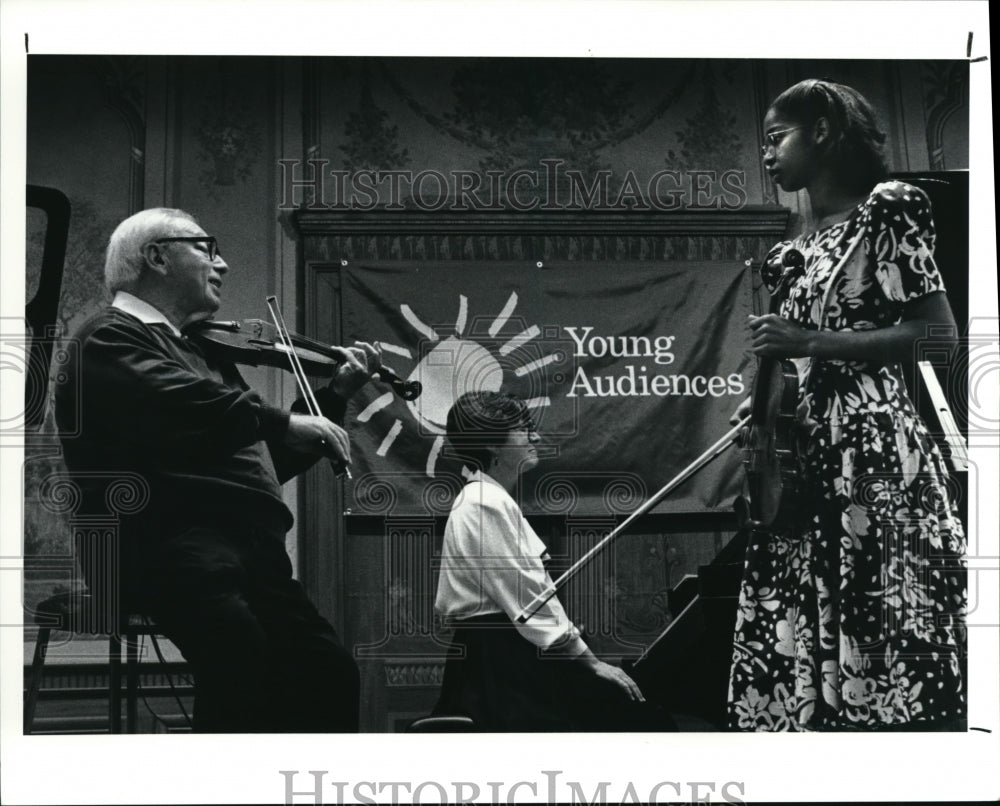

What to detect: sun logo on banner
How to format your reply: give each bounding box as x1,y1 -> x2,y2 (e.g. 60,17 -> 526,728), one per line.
355,291 -> 558,477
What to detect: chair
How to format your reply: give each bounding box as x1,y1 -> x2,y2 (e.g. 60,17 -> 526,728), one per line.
406,715 -> 476,733
23,592 -> 163,734
23,471 -> 190,734
22,187 -> 186,734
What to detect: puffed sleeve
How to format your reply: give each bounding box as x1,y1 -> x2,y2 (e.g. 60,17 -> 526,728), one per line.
866,181 -> 947,303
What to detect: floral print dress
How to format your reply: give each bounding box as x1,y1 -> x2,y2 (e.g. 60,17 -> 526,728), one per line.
728,181 -> 967,731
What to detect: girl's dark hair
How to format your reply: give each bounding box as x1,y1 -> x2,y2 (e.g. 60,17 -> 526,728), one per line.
445,391 -> 533,471
770,79 -> 889,193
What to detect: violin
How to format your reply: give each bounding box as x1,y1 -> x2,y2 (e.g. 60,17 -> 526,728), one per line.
186,317 -> 422,402
735,250 -> 804,531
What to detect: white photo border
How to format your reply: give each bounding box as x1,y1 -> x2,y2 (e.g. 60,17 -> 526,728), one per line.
1,1 -> 996,804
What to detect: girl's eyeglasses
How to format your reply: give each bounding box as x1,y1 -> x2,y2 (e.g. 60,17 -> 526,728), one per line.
760,127 -> 803,157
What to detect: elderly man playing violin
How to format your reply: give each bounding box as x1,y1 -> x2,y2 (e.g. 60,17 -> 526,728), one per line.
55,208 -> 379,732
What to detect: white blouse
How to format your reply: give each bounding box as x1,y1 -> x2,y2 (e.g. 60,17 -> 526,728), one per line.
435,471 -> 587,656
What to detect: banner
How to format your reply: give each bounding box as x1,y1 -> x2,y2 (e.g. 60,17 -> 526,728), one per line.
341,261 -> 752,516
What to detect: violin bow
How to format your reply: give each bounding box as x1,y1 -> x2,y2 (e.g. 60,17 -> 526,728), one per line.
515,416 -> 750,624
266,295 -> 352,480
917,360 -> 968,472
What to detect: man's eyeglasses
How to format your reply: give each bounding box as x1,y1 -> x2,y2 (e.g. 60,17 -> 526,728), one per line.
152,236 -> 220,260
760,126 -> 803,157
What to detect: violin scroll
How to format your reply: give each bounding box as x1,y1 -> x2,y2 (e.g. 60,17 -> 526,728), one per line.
377,366 -> 422,401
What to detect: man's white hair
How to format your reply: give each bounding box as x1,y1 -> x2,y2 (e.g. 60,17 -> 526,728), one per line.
104,208 -> 198,294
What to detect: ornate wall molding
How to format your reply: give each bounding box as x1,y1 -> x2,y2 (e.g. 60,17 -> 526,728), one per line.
297,208 -> 791,264
303,57 -> 323,161
298,208 -> 789,236
923,61 -> 969,171
97,56 -> 146,214
377,59 -> 700,168
384,661 -> 446,688
751,63 -> 777,205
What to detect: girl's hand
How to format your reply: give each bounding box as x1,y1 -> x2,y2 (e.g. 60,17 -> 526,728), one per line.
730,395 -> 752,425
748,314 -> 813,358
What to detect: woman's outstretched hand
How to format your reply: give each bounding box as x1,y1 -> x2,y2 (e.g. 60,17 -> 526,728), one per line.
579,654 -> 645,702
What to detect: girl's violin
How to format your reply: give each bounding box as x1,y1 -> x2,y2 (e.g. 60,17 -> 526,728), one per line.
186,318 -> 422,401
735,250 -> 804,531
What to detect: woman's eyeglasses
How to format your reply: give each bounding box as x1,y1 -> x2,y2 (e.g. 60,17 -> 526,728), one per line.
152,236 -> 220,260
760,126 -> 803,156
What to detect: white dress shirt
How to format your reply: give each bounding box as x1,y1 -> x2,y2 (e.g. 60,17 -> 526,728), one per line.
435,471 -> 587,656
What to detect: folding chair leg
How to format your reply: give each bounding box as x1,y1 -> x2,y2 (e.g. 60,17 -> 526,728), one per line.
126,627 -> 139,733
109,633 -> 122,734
23,627 -> 51,734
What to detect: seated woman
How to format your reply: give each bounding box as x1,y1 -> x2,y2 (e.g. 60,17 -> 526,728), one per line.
432,390 -> 674,732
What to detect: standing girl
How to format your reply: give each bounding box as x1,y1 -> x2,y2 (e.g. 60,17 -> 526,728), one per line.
729,79 -> 967,731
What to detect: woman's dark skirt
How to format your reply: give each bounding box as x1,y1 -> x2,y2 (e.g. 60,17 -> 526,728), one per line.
433,615 -> 675,732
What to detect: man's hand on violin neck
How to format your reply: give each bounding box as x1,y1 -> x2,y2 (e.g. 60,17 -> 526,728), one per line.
285,413 -> 351,464
328,341 -> 383,399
